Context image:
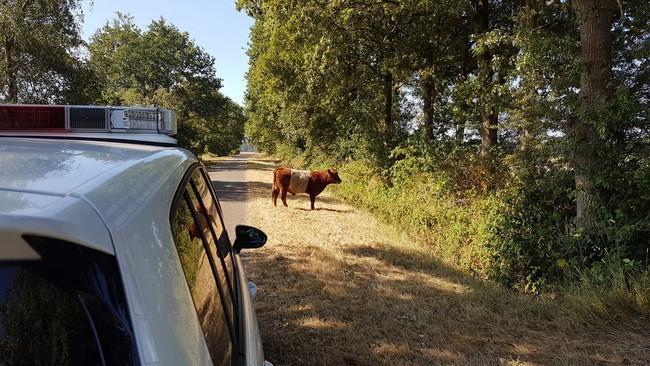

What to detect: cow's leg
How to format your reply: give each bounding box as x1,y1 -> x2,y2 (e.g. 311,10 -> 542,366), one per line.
310,194 -> 316,210
272,188 -> 279,206
281,187 -> 289,207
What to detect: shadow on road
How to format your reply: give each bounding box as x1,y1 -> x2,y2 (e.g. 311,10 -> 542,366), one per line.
211,180 -> 248,201
208,158 -> 248,171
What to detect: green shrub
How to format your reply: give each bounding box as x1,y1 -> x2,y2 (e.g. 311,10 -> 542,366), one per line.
330,150 -> 505,278
567,255 -> 650,318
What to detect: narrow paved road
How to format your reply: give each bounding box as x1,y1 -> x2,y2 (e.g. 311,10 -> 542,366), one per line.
208,153 -> 252,237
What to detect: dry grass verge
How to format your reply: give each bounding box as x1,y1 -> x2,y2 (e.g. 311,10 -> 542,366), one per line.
239,154 -> 650,366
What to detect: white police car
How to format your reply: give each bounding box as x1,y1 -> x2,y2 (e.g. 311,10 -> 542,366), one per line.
0,104 -> 271,366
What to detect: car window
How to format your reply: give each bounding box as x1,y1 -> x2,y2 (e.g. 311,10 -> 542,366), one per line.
0,236 -> 138,366
0,267 -> 103,366
187,177 -> 237,335
170,189 -> 233,366
190,170 -> 237,306
191,169 -> 235,286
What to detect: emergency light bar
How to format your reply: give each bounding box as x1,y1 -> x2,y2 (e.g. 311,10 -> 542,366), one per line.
0,104 -> 177,135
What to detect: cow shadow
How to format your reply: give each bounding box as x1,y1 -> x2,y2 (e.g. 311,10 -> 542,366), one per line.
271,193 -> 346,209
244,176 -> 345,208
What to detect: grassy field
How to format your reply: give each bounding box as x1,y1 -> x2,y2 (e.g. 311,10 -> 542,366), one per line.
240,155 -> 649,366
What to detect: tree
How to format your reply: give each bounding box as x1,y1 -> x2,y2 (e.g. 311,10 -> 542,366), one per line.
571,0 -> 619,230
0,0 -> 85,103
87,15 -> 244,155
239,0 -> 650,287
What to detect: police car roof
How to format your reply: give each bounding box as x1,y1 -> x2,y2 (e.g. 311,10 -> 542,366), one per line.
0,136 -> 196,256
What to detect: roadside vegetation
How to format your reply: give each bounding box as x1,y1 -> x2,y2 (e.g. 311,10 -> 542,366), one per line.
243,155 -> 650,366
238,0 -> 650,313
0,2 -> 243,155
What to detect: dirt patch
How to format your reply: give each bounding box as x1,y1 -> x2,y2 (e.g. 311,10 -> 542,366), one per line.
240,154 -> 650,366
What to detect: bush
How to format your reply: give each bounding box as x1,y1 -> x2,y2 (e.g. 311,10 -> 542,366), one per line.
567,255 -> 650,317
330,146 -> 505,278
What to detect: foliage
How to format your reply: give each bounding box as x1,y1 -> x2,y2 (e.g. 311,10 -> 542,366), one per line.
0,0 -> 86,103
239,0 -> 649,296
330,142 -> 506,277
87,14 -> 244,155
1,6 -> 243,155
327,142 -> 649,308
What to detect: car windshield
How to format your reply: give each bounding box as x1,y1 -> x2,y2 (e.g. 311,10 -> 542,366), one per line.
0,236 -> 139,366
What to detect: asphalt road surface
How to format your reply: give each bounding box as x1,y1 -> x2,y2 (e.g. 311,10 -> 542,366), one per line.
208,153 -> 252,239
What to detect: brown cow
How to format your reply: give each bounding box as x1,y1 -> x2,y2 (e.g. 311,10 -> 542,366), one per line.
272,167 -> 342,210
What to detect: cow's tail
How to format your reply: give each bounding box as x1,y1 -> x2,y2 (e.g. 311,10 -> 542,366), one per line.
272,167 -> 279,191
272,168 -> 280,206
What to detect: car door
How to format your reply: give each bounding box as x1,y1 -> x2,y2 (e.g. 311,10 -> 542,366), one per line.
170,166 -> 240,366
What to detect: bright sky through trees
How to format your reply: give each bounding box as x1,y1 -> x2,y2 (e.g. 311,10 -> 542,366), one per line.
81,0 -> 252,105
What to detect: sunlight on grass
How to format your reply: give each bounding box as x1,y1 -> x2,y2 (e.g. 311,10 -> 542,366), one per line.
297,316 -> 349,330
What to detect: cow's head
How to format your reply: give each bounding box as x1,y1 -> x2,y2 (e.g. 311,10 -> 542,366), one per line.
327,168 -> 342,184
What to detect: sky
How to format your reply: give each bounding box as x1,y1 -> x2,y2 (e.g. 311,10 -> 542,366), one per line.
81,0 -> 253,105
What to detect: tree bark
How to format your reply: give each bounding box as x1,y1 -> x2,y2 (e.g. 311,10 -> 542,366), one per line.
5,36 -> 18,102
472,0 -> 498,157
480,110 -> 497,157
571,0 -> 617,230
423,78 -> 435,141
422,41 -> 436,141
455,124 -> 465,145
382,72 -> 393,146
455,29 -> 472,145
518,0 -> 541,151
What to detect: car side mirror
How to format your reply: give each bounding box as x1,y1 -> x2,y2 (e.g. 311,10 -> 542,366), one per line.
233,225 -> 267,252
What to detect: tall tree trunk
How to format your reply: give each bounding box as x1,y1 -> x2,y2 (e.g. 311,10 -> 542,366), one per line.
382,72 -> 393,146
571,0 -> 617,230
473,0 -> 498,157
480,111 -> 497,157
423,78 -> 435,141
456,29 -> 472,145
5,36 -> 18,102
455,124 -> 465,145
423,44 -> 435,141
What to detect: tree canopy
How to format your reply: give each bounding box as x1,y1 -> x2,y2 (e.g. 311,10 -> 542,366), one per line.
87,14 -> 244,155
0,0 -> 86,103
1,6 -> 244,156
239,0 -> 649,289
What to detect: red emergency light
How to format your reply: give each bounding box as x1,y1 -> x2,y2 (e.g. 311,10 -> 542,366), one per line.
0,105 -> 66,130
